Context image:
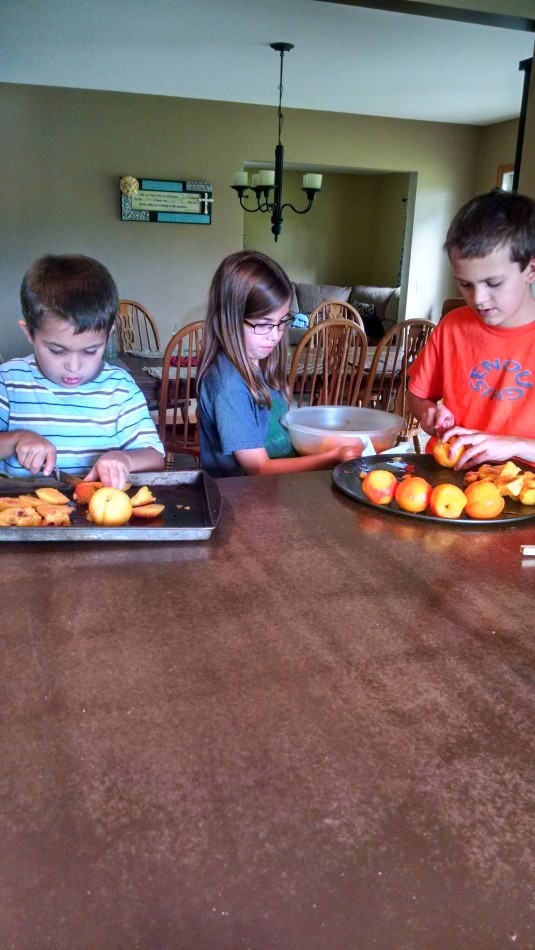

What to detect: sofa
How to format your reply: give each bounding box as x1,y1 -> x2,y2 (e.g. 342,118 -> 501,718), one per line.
289,281 -> 400,343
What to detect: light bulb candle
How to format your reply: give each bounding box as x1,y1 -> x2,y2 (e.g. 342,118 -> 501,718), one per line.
251,174 -> 261,189
258,170 -> 275,188
302,173 -> 322,191
232,172 -> 249,188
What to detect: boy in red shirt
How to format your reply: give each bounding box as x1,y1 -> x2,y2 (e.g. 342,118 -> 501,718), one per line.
408,189 -> 535,468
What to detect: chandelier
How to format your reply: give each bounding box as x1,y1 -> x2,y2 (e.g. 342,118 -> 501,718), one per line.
231,43 -> 322,242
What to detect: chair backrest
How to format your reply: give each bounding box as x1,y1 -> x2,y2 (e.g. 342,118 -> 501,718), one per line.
158,320 -> 204,459
288,319 -> 368,408
360,318 -> 435,441
116,299 -> 161,352
309,300 -> 365,332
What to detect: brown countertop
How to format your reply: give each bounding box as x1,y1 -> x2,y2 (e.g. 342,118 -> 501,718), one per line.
2,471 -> 535,948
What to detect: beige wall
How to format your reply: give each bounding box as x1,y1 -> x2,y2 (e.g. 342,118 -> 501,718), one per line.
0,79 -> 529,360
244,170 -> 408,288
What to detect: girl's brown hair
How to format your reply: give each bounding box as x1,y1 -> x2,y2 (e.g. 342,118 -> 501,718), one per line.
197,250 -> 293,407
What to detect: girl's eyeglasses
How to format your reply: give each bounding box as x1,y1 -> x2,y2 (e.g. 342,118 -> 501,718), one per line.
244,315 -> 295,336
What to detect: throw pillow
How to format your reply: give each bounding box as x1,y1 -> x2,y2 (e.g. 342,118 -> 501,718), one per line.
295,283 -> 351,314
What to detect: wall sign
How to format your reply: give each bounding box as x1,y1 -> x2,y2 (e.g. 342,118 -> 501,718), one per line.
120,177 -> 213,224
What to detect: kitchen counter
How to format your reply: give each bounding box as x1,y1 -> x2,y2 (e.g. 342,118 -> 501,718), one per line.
2,470 -> 534,948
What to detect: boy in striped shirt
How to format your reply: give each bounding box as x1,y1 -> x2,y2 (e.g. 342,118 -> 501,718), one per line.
0,255 -> 164,488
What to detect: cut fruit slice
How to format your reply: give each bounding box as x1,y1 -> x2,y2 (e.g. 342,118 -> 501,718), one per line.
130,503 -> 165,519
130,485 -> 156,507
35,487 -> 70,505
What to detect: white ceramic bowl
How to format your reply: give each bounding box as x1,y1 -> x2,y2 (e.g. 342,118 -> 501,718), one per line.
282,406 -> 404,456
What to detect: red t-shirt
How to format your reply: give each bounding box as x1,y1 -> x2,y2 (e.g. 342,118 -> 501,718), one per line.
409,306 -> 535,439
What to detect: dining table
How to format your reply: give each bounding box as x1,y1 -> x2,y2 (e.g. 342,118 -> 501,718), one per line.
2,469 -> 535,948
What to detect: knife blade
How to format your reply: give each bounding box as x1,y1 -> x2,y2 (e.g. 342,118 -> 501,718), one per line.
54,468 -> 83,486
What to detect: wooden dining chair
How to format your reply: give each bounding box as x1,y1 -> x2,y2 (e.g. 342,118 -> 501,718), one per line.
158,320 -> 204,468
308,300 -> 365,332
360,318 -> 435,452
288,318 -> 368,408
116,299 -> 161,352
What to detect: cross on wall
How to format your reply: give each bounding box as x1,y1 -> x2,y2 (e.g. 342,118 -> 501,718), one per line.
200,192 -> 213,215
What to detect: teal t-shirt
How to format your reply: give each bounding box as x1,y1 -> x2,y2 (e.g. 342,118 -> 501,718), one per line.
199,353 -> 296,477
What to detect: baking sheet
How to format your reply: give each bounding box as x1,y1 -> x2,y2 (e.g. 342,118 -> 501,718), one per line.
0,471 -> 221,542
332,454 -> 535,526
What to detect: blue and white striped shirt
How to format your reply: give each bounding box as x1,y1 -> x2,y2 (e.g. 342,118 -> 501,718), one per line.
0,355 -> 164,477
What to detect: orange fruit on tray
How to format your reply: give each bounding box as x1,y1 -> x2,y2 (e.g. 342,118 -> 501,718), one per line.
73,481 -> 103,504
463,480 -> 505,520
432,438 -> 464,468
394,475 -> 432,513
428,483 -> 467,519
361,469 -> 398,505
88,487 -> 133,526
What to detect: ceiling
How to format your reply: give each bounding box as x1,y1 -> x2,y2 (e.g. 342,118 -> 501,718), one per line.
0,0 -> 534,126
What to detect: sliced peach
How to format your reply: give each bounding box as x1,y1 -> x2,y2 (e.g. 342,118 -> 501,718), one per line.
35,505 -> 72,526
0,497 -> 30,510
129,485 -> 156,507
35,487 -> 70,505
15,494 -> 45,508
0,506 -> 43,527
130,503 -> 165,519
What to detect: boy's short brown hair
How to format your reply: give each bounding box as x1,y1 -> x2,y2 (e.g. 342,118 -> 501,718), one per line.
444,188 -> 535,271
20,254 -> 118,338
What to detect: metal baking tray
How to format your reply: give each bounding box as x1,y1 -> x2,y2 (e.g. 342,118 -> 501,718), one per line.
0,471 -> 221,542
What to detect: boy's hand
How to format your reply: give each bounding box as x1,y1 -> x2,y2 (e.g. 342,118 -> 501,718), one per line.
420,404 -> 455,438
442,427 -> 522,469
14,432 -> 57,476
85,450 -> 132,490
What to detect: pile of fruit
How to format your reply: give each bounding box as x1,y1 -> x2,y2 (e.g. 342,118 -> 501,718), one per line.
359,439 -> 534,521
0,483 -> 164,528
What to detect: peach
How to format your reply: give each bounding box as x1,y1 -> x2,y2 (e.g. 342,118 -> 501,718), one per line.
88,487 -> 133,526
361,469 -> 398,505
464,481 -> 505,520
73,481 -> 103,504
394,475 -> 432,513
428,483 -> 467,519
432,438 -> 464,469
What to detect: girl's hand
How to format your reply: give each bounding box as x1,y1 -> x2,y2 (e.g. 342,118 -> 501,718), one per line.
85,450 -> 132,489
420,403 -> 455,438
442,427 -> 524,469
14,432 -> 56,476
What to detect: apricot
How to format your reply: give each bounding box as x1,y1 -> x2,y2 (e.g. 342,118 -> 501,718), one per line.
361,469 -> 398,505
73,481 -> 102,504
464,481 -> 505,520
432,438 -> 464,469
88,487 -> 133,526
394,475 -> 432,513
35,487 -> 70,505
428,483 -> 467,519
130,503 -> 165,519
130,485 -> 155,507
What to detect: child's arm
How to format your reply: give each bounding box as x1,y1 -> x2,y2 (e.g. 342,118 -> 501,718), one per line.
84,447 -> 165,489
234,445 -> 362,476
441,427 -> 535,468
406,391 -> 455,438
0,429 -> 56,475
